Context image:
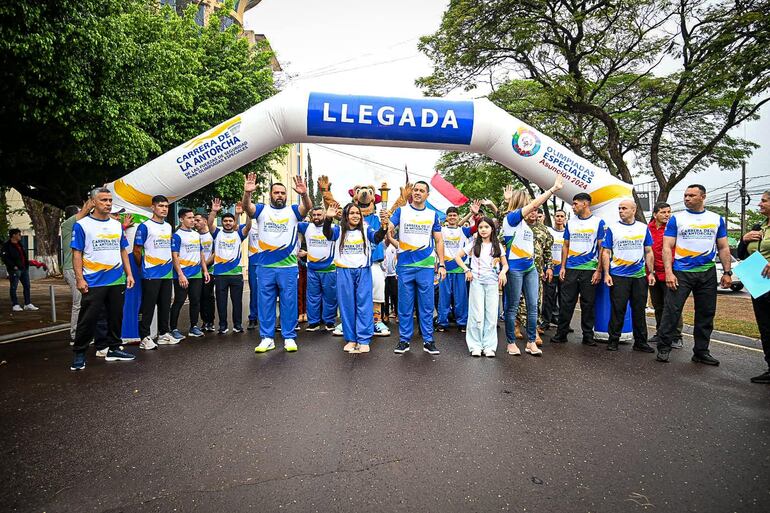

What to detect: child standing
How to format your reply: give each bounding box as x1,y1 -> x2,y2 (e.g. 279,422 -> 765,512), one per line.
323,203 -> 388,353
383,243 -> 398,321
455,217 -> 508,357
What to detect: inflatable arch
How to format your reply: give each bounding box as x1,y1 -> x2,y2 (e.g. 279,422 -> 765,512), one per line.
108,89 -> 633,217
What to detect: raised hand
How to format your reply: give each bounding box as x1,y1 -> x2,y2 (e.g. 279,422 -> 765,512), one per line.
551,175 -> 564,192
470,199 -> 481,215
326,203 -> 339,219
235,201 -> 243,215
244,172 -> 257,193
211,197 -> 222,213
318,175 -> 331,192
503,185 -> 514,202
293,175 -> 308,195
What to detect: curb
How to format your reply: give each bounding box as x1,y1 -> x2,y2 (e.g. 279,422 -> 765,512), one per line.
0,324 -> 70,344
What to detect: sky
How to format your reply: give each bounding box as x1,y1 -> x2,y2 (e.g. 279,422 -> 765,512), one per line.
244,0 -> 769,214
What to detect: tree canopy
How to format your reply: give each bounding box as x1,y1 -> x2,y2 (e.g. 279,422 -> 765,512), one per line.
418,0 -> 770,207
0,0 -> 283,209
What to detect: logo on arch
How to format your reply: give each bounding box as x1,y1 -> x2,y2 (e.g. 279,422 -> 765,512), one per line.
512,128 -> 541,157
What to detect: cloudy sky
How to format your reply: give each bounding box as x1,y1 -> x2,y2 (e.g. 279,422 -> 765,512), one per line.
245,0 -> 769,213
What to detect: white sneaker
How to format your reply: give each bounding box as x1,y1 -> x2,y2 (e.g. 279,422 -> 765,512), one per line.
470,348 -> 482,357
95,348 -> 108,358
254,338 -> 275,353
284,339 -> 298,352
483,348 -> 496,358
139,337 -> 158,350
23,304 -> 39,311
332,324 -> 343,336
12,305 -> 23,312
157,333 -> 179,345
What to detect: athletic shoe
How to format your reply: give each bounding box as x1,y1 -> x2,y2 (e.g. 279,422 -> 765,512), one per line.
671,338 -> 684,349
157,333 -> 180,345
95,348 -> 108,358
325,323 -> 336,332
633,343 -> 655,353
305,323 -> 321,332
139,337 -> 158,350
374,321 -> 390,336
656,349 -> 670,363
247,319 -> 257,331
204,323 -> 216,332
357,344 -> 370,353
284,339 -> 298,352
188,326 -> 204,338
394,342 -> 410,354
12,305 -> 23,312
750,370 -> 770,384
423,342 -> 440,355
70,353 -> 86,371
525,343 -> 543,356
254,338 -> 275,353
435,325 -> 447,332
483,348 -> 496,358
170,329 -> 186,341
105,349 -> 136,362
691,352 -> 719,366
332,324 -> 343,336
343,342 -> 357,352
458,325 -> 467,333
217,327 -> 229,335
23,304 -> 39,311
233,325 -> 244,334
470,348 -> 482,357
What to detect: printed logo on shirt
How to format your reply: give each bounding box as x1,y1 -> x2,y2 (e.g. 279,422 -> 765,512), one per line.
680,224 -> 718,239
263,215 -> 290,234
92,233 -> 121,251
340,237 -> 365,255
402,219 -> 433,235
308,234 -> 330,248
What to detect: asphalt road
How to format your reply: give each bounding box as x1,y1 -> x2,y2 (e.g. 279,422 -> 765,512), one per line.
1,312 -> 769,513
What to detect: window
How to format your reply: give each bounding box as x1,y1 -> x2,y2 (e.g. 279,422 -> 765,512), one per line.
220,15 -> 235,30
195,4 -> 205,26
159,0 -> 176,7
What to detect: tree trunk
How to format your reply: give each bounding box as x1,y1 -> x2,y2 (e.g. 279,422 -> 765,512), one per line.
21,195 -> 62,276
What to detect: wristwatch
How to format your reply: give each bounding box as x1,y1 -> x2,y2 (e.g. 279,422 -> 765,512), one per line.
438,264 -> 446,268
723,270 -> 733,276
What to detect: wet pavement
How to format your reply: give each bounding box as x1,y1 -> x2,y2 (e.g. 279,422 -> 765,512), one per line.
1,312 -> 769,512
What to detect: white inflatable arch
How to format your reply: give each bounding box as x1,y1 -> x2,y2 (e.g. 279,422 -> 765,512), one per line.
108,89 -> 633,216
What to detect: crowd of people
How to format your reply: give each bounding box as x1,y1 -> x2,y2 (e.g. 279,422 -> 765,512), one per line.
55,175 -> 770,383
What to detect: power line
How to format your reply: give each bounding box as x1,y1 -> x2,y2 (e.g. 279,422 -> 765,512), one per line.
312,144 -> 435,180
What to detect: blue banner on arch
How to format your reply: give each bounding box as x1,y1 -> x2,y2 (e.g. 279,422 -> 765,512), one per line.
307,93 -> 474,145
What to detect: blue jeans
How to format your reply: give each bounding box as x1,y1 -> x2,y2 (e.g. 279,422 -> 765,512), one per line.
9,268 -> 31,306
505,267 -> 539,343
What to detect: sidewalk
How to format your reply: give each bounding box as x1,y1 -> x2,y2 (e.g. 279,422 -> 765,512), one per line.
0,277 -> 72,337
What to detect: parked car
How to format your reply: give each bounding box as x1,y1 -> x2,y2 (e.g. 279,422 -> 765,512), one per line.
715,254 -> 744,292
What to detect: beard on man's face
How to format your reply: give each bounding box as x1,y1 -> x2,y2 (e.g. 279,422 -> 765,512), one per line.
272,198 -> 286,208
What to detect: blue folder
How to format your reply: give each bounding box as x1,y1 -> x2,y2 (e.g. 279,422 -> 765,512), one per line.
734,251 -> 770,299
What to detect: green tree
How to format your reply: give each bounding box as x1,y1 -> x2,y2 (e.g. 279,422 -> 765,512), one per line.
0,0 -> 283,262
418,0 -> 770,215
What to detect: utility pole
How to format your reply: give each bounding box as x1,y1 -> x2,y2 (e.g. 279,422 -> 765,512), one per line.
740,161 -> 747,234
725,193 -> 729,229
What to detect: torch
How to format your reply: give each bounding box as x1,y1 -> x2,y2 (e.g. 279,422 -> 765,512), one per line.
379,182 -> 390,210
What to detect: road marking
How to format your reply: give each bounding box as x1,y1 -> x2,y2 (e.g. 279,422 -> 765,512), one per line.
706,339 -> 762,353
0,326 -> 70,344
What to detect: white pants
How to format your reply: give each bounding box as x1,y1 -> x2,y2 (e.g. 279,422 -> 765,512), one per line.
62,269 -> 81,341
466,279 -> 499,352
371,263 -> 385,303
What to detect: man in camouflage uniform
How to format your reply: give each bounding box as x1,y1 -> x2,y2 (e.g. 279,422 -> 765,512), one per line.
516,208 -> 553,344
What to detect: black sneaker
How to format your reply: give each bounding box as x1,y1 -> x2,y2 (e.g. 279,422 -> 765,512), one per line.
233,325 -> 244,334
656,349 -> 670,362
550,336 -> 567,344
423,342 -> 440,355
458,325 -> 466,333
671,338 -> 684,349
435,325 -> 447,332
394,342 -> 410,354
691,352 -> 719,366
105,349 -> 136,362
750,370 -> 770,384
305,323 -> 321,332
247,320 -> 257,331
218,327 -> 229,335
582,338 -> 597,346
70,352 -> 86,371
633,343 -> 655,353
204,323 -> 216,332
325,323 -> 336,332
607,342 -> 619,351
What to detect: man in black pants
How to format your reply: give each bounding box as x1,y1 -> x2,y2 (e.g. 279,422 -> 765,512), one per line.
170,209 -> 210,339
69,188 -> 136,370
195,213 -> 216,331
551,193 -> 605,345
656,184 -> 732,365
601,199 -> 656,352
134,195 -> 175,350
207,198 -> 251,334
541,209 -> 567,330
